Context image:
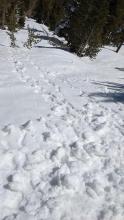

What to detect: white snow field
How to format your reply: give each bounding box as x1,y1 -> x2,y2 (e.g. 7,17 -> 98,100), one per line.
0,19 -> 124,220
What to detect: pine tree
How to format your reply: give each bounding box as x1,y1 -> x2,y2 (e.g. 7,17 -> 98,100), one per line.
7,31 -> 17,47
0,0 -> 27,47
0,0 -> 123,56
0,0 -> 10,29
103,0 -> 124,52
33,0 -> 66,30
24,25 -> 40,48
65,0 -> 109,57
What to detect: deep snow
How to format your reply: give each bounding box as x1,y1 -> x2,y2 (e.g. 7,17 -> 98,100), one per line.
0,19 -> 124,220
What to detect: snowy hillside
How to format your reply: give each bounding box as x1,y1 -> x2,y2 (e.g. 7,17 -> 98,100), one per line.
0,19 -> 124,220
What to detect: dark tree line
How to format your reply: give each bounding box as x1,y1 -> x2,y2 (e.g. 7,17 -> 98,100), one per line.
0,0 -> 124,57
0,0 -> 25,31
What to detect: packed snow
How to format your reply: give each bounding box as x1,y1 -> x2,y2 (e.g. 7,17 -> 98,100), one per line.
0,19 -> 124,220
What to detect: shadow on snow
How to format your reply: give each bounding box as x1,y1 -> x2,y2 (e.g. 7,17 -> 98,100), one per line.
89,81 -> 124,103
115,67 -> 124,72
34,45 -> 69,52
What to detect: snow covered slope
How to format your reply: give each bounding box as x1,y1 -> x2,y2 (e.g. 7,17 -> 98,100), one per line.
0,19 -> 124,220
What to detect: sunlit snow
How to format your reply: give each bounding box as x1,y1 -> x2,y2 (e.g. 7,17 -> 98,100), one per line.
0,19 -> 124,220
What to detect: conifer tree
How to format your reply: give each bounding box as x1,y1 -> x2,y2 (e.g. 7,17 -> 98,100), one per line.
66,0 -> 109,58
0,0 -> 123,56
103,0 -> 124,52
0,0 -> 10,29
33,0 -> 66,30
24,25 -> 40,48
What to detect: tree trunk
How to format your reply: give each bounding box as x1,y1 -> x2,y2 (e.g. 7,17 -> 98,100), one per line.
26,0 -> 38,17
116,41 -> 123,53
2,8 -> 6,28
77,24 -> 95,56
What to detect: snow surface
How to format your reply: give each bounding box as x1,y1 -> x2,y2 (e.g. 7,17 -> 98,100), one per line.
0,19 -> 124,220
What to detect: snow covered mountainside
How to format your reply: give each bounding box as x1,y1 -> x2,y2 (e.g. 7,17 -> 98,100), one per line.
0,19 -> 124,220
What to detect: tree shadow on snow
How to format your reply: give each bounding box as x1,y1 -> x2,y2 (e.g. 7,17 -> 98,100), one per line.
24,27 -> 69,51
115,67 -> 124,72
35,35 -> 67,47
103,47 -> 116,52
34,45 -> 69,52
89,81 -> 124,103
24,27 -> 44,33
